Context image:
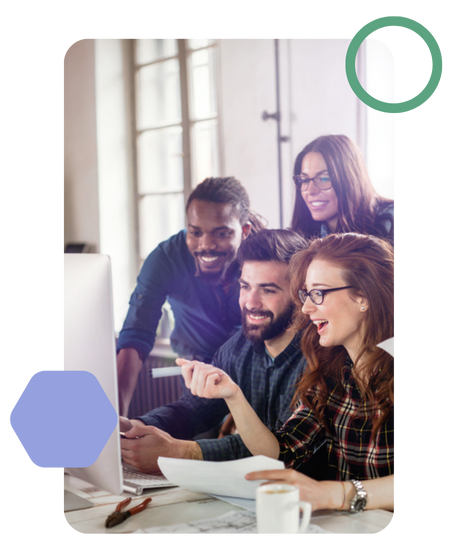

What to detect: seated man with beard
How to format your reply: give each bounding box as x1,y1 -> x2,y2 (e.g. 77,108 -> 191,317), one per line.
120,229 -> 310,472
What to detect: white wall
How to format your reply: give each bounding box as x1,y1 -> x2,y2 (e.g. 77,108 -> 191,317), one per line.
95,39 -> 138,330
65,40 -> 138,330
64,39 -> 100,250
218,40 -> 279,228
365,39 -> 395,200
281,39 -> 364,228
218,40 -> 387,229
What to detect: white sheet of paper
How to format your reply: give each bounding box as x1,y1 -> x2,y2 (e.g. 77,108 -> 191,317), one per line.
214,494 -> 256,513
377,337 -> 394,357
157,455 -> 285,500
138,510 -> 331,534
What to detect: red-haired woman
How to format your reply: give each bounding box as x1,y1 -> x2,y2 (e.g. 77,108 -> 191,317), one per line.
291,135 -> 393,244
180,233 -> 394,512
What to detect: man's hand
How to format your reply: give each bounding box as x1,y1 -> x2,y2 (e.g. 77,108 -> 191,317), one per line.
176,358 -> 239,400
119,416 -> 141,433
120,423 -> 203,473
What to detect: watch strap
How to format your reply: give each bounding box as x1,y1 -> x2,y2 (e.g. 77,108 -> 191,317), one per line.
349,479 -> 367,513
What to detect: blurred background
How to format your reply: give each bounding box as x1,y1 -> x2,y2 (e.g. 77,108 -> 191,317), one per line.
64,38 -> 394,333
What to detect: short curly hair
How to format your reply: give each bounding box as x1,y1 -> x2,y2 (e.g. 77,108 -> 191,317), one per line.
186,177 -> 265,232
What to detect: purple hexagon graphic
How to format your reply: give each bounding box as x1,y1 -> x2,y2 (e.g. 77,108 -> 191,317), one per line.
10,371 -> 118,467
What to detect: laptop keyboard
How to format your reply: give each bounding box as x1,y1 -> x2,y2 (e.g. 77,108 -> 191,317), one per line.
122,466 -> 177,495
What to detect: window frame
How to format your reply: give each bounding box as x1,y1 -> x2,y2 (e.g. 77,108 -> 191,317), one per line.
129,39 -> 221,273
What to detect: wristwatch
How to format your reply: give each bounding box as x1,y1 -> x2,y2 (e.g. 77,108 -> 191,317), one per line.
349,479 -> 367,513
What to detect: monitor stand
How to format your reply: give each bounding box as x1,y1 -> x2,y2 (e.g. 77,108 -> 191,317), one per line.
64,490 -> 95,512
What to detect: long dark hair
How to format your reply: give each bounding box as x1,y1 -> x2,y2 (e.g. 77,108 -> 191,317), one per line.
290,135 -> 393,243
186,176 -> 266,234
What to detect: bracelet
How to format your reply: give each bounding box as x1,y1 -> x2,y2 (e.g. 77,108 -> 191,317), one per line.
338,481 -> 346,510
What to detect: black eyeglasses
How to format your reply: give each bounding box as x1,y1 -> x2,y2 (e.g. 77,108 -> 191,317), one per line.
293,174 -> 332,191
298,286 -> 353,305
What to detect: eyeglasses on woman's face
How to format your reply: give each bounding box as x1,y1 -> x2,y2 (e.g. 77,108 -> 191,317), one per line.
293,173 -> 333,192
298,286 -> 353,306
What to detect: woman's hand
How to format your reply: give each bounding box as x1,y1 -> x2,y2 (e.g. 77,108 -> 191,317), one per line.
177,358 -> 280,459
246,470 -> 394,512
245,469 -> 341,512
176,358 -> 239,400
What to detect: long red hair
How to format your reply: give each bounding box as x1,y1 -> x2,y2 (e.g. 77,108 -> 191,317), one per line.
289,233 -> 394,437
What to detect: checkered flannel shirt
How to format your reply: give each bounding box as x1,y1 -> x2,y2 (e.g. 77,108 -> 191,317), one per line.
277,358 -> 394,480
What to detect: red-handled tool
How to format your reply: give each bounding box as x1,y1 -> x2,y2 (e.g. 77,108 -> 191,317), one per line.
105,497 -> 152,528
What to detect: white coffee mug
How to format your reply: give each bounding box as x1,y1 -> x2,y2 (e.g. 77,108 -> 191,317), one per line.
256,483 -> 312,534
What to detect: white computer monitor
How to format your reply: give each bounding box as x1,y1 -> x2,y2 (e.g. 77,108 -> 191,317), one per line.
64,253 -> 123,496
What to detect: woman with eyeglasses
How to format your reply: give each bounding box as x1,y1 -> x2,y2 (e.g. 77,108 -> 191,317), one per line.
180,233 -> 394,512
291,135 -> 393,244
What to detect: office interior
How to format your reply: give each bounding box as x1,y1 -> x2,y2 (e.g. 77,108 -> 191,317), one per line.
64,38 -> 394,415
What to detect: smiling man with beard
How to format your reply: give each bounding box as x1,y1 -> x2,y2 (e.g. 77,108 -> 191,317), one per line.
238,258 -> 296,358
120,229 -> 314,473
116,177 -> 264,417
240,271 -> 296,346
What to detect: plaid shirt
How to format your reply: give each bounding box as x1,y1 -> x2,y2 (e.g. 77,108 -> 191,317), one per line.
277,358 -> 394,480
138,328 -> 307,461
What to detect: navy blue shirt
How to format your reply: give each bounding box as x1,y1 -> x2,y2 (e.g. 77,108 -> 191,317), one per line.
117,230 -> 242,362
137,329 -> 307,461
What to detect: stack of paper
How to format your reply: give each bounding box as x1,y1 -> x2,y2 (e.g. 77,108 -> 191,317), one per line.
157,455 -> 285,500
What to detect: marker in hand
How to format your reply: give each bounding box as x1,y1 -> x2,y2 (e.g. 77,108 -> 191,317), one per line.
151,357 -> 197,378
150,366 -> 183,378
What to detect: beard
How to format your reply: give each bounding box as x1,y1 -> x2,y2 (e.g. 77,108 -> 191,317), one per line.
242,302 -> 295,344
193,252 -> 231,286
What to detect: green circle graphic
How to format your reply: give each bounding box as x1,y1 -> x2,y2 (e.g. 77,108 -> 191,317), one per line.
346,16 -> 442,113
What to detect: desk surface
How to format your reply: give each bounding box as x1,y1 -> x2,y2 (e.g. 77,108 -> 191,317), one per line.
64,474 -> 393,534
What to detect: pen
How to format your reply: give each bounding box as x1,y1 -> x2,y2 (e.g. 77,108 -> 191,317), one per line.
150,366 -> 182,378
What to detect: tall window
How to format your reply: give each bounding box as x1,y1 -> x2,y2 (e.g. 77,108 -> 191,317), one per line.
133,39 -> 220,266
